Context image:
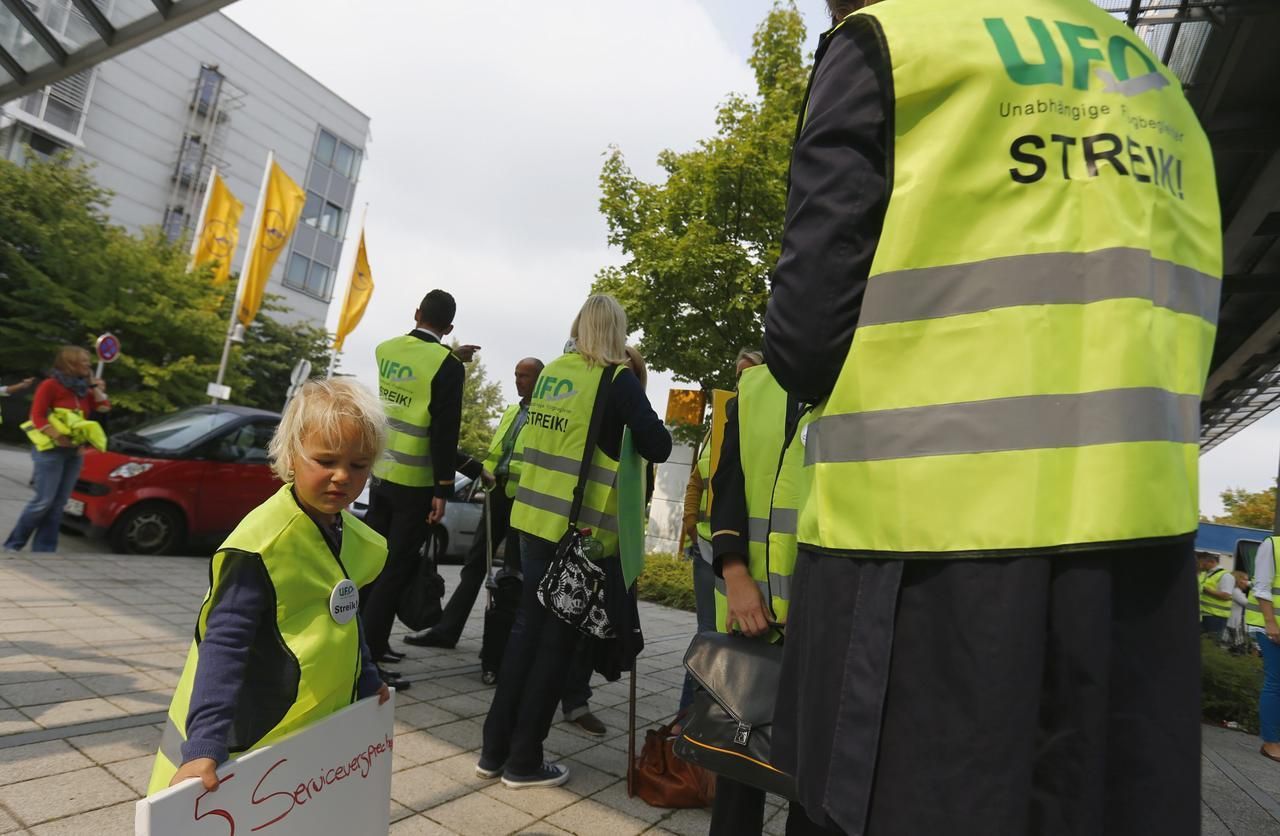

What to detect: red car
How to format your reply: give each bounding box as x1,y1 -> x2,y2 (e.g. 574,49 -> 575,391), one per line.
63,405 -> 281,554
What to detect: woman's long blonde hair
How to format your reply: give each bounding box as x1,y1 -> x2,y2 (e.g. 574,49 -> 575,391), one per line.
570,294 -> 629,367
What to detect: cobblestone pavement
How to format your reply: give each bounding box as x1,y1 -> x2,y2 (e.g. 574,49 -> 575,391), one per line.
1,444 -> 1278,834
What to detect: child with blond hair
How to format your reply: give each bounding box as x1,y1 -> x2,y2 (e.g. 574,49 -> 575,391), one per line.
148,378 -> 391,794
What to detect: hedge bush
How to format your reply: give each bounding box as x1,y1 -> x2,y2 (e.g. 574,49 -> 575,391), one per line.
1202,636 -> 1262,733
636,553 -> 696,612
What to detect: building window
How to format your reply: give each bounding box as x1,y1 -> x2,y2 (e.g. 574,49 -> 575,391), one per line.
25,131 -> 67,160
315,130 -> 336,167
18,69 -> 95,140
305,260 -> 332,297
319,201 -> 344,237
301,191 -> 323,228
174,134 -> 203,185
334,142 -> 357,178
285,252 -> 311,287
162,207 -> 185,241
194,65 -> 223,114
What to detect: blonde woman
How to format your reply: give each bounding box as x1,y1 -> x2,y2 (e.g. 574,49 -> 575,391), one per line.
479,294 -> 672,788
147,379 -> 391,794
4,347 -> 110,553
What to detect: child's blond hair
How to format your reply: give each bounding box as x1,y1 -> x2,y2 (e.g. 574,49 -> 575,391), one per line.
268,378 -> 386,482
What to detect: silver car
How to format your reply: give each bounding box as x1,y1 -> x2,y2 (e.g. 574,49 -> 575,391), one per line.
349,473 -> 485,564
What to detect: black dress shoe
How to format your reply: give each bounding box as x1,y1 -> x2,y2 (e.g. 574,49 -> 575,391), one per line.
378,650 -> 405,665
379,669 -> 411,692
403,628 -> 456,649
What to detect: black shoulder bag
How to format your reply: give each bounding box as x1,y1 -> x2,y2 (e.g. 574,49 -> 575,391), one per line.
535,364 -> 617,640
673,404 -> 809,801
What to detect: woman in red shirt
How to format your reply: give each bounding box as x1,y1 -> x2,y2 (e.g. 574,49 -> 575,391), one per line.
3,346 -> 110,553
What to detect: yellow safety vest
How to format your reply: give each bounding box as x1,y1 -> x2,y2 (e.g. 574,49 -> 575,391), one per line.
147,485 -> 386,794
482,403 -> 528,499
714,366 -> 802,641
21,407 -> 105,452
1199,567 -> 1231,620
695,436 -> 712,542
799,0 -> 1222,556
510,353 -> 625,556
372,335 -> 451,488
1246,537 -> 1280,630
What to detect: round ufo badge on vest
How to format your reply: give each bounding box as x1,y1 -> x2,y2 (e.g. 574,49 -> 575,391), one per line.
330,579 -> 359,624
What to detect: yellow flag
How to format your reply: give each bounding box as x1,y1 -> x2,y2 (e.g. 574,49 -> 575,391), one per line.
192,173 -> 243,285
237,160 -> 305,327
334,230 -> 373,351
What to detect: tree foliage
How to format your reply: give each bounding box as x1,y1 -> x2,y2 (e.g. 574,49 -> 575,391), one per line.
593,2 -> 809,391
0,156 -> 226,422
454,344 -> 505,458
231,295 -> 332,413
1213,483 -> 1276,531
0,155 -> 332,432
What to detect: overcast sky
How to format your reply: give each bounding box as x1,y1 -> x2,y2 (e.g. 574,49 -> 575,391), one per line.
223,0 -> 1276,521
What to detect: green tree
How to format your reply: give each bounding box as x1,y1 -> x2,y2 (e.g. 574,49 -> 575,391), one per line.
228,294 -> 333,412
452,343 -> 505,458
1214,483 -> 1276,531
0,154 -> 337,431
593,2 -> 809,391
0,155 -> 227,422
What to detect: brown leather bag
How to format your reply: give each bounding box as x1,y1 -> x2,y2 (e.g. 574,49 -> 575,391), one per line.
627,665 -> 715,808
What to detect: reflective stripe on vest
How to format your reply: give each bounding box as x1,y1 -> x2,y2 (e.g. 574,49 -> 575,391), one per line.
1199,567 -> 1231,620
509,354 -> 625,555
373,335 -> 450,488
147,486 -> 387,795
714,367 -> 800,638
696,436 -> 712,541
799,0 -> 1221,556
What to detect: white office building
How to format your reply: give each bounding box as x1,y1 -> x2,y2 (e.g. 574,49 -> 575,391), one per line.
0,3 -> 368,329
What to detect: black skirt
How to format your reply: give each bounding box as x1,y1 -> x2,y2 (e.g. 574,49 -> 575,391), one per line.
773,540 -> 1200,836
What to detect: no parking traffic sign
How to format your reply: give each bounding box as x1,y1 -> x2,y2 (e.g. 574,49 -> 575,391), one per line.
95,333 -> 121,364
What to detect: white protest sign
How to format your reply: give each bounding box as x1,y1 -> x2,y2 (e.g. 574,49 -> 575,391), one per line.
135,692 -> 395,836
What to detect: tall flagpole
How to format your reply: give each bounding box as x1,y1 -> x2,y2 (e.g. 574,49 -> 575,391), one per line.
188,164 -> 218,267
212,151 -> 273,405
328,203 -> 370,380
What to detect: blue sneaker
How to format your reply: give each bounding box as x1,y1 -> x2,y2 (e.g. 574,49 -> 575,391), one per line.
501,762 -> 570,789
475,756 -> 504,779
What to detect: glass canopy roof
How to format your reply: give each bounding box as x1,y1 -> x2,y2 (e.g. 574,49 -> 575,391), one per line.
0,0 -> 235,104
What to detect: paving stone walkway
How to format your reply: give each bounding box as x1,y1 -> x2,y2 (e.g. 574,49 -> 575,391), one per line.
1,444 -> 1279,834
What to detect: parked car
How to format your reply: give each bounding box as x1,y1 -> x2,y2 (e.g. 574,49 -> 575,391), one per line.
349,476 -> 485,563
63,405 -> 281,555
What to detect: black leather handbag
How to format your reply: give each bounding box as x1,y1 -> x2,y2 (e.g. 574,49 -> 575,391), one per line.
396,525 -> 446,631
674,631 -> 797,800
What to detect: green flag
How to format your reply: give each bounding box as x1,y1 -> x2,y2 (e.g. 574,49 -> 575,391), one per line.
617,428 -> 647,587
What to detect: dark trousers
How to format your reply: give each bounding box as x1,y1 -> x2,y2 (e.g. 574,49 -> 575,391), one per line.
679,547 -> 718,712
711,776 -> 839,836
360,480 -> 432,658
434,487 -> 515,645
3,448 -> 82,553
774,541 -> 1200,836
481,533 -> 595,774
1201,613 -> 1227,636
